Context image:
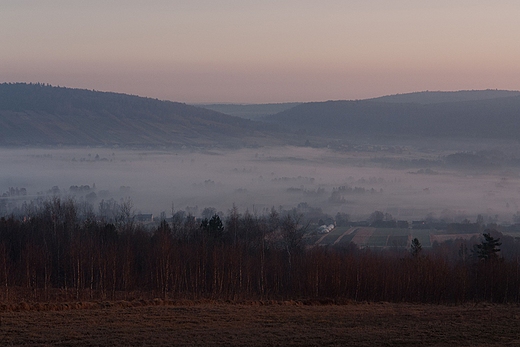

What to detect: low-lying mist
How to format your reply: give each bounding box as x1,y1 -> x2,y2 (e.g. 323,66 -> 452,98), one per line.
1,145 -> 520,223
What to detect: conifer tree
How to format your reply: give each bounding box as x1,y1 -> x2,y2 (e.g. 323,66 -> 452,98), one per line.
410,238 -> 422,257
473,231 -> 501,261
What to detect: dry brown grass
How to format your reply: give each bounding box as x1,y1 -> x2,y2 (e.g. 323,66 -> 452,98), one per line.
0,301 -> 519,346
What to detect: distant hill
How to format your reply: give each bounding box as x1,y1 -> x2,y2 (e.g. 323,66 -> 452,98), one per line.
265,91 -> 520,140
369,90 -> 520,105
4,85 -> 520,147
194,103 -> 301,120
0,83 -> 280,147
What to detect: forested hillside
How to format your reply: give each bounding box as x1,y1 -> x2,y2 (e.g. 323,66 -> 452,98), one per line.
266,91 -> 520,140
3,84 -> 520,147
369,90 -> 520,104
196,103 -> 301,120
0,83 -> 279,147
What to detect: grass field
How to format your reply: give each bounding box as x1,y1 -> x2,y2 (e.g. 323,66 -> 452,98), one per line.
1,301 -> 519,346
311,228 -> 480,249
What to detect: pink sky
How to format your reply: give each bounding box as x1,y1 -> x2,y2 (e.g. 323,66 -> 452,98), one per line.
2,1 -> 519,103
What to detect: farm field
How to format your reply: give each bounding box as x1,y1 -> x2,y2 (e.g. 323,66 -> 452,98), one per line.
1,301 -> 519,346
313,226 -> 353,246
315,227 -> 436,248
311,227 -> 498,249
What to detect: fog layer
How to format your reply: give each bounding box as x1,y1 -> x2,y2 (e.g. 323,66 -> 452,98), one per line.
1,146 -> 519,222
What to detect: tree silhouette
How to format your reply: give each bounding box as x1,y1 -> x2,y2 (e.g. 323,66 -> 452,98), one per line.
473,231 -> 501,261
410,238 -> 422,257
201,214 -> 224,241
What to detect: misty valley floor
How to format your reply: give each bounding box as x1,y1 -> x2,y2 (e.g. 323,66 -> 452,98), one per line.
4,145 -> 520,223
1,302 -> 520,346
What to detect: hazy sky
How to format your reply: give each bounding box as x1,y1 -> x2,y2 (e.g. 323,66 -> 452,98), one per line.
2,1 -> 519,103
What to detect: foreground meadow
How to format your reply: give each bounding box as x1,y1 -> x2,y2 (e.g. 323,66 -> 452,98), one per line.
1,301 -> 519,346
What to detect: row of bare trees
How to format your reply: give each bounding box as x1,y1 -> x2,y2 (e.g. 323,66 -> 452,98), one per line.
1,198 -> 520,303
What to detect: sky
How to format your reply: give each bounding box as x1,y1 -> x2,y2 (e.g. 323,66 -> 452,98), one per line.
1,0 -> 520,103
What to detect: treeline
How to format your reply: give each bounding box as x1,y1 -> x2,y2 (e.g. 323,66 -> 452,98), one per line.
1,198 -> 520,304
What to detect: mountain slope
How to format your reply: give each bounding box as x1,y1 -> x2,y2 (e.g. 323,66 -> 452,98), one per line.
195,103 -> 301,120
0,83 -> 278,147
266,91 -> 520,140
369,90 -> 520,105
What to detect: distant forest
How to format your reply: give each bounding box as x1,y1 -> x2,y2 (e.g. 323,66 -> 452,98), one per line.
267,95 -> 520,140
1,198 -> 520,304
0,83 -> 278,147
2,83 -> 520,147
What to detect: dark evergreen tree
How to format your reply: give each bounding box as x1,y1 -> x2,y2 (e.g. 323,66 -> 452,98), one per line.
201,214 -> 224,241
410,238 -> 422,257
473,231 -> 501,261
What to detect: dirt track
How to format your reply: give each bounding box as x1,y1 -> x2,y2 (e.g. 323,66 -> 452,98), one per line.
1,301 -> 520,346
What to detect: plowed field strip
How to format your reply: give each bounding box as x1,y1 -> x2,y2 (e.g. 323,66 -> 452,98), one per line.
1,303 -> 519,346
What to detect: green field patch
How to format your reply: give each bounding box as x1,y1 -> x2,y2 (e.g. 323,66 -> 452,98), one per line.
318,233 -> 340,244
374,228 -> 411,236
334,233 -> 356,245
328,226 -> 351,236
387,235 -> 409,247
351,228 -> 375,246
367,228 -> 433,248
367,230 -> 391,247
365,228 -> 410,247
